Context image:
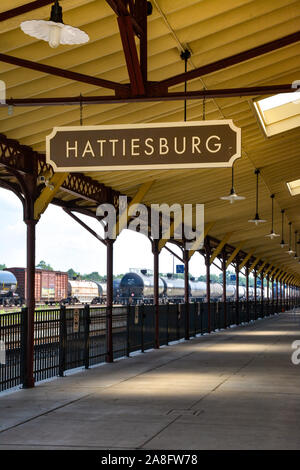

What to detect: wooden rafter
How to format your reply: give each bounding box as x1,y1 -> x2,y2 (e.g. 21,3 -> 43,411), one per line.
226,242 -> 244,269
0,53 -> 128,93
209,232 -> 232,265
0,0 -> 53,22
158,31 -> 300,88
1,84 -> 296,108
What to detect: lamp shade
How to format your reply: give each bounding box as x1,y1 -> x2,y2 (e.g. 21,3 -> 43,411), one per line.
20,20 -> 89,48
220,191 -> 246,204
248,213 -> 266,225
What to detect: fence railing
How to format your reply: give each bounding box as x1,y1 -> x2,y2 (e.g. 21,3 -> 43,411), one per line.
1,299 -> 299,392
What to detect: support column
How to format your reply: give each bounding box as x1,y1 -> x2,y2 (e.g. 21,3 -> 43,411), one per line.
254,269 -> 257,319
106,240 -> 114,363
205,243 -> 211,333
153,239 -> 160,348
22,168 -> 38,389
280,280 -> 282,312
245,264 -> 249,322
184,249 -> 190,340
222,249 -> 227,328
235,259 -> 239,325
23,218 -> 37,388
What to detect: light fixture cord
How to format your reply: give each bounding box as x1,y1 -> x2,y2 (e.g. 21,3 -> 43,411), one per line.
255,170 -> 259,214
281,210 -> 285,240
231,164 -> 234,191
289,222 -> 292,248
271,195 -> 274,232
180,49 -> 190,122
203,90 -> 206,121
184,56 -> 187,122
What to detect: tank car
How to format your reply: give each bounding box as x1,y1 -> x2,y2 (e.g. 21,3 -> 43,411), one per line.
210,282 -> 223,299
189,280 -> 206,300
0,270 -> 20,306
248,287 -> 255,299
161,275 -> 185,300
119,269 -> 165,303
113,278 -> 121,302
67,280 -> 99,304
238,286 -> 246,299
226,284 -> 235,300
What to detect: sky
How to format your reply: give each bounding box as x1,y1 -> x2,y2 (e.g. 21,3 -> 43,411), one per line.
0,188 -> 223,278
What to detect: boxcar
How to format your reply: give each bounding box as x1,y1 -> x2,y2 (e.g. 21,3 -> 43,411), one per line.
5,268 -> 68,304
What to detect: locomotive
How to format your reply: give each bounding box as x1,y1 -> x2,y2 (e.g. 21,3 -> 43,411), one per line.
0,271 -> 21,306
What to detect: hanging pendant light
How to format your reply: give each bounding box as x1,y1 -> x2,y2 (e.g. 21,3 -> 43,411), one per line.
248,169 -> 266,225
20,1 -> 89,49
280,209 -> 288,248
220,164 -> 246,204
286,222 -> 295,255
265,194 -> 280,239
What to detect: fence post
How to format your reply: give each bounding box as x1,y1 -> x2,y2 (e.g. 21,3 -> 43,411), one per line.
126,305 -> 130,357
141,304 -> 144,353
177,304 -> 181,340
20,307 -> 28,388
200,303 -> 203,335
83,304 -> 90,369
59,305 -> 67,377
166,303 -> 169,345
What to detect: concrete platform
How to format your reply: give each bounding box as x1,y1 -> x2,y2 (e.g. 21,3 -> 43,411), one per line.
0,312 -> 300,450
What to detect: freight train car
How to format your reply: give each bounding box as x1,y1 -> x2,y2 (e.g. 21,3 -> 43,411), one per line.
119,269 -> 229,304
120,270 -> 165,303
5,268 -> 68,304
67,280 -> 99,304
91,279 -> 121,304
0,270 -> 20,306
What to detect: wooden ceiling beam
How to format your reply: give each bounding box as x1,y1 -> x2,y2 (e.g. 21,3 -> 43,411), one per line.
117,15 -> 145,95
0,0 -> 53,22
0,53 -> 128,93
2,84 -> 295,107
209,232 -> 232,265
159,31 -> 300,88
106,0 -> 143,37
226,242 -> 244,269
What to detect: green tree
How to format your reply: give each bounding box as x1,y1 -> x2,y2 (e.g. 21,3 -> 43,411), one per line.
0,263 -> 6,270
36,260 -> 53,271
84,271 -> 102,281
67,268 -> 78,279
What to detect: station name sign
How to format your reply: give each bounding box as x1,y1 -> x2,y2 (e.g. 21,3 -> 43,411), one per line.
46,120 -> 241,172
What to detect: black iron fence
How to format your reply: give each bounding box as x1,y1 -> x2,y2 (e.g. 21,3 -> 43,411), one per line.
1,298 -> 299,392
